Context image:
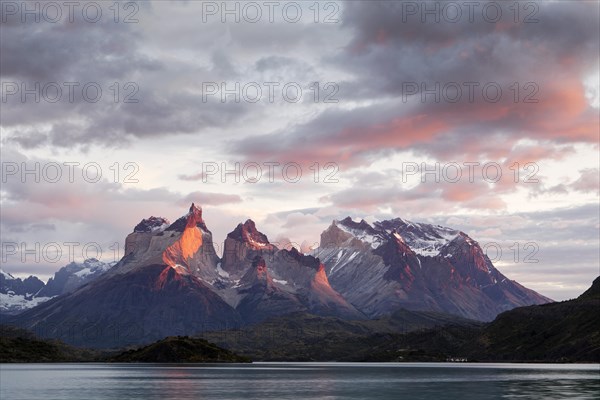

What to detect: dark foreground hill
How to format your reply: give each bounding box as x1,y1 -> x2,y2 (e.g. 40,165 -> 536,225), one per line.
198,311 -> 482,361
0,325 -> 102,362
0,326 -> 249,363
200,277 -> 599,362
469,276 -> 600,362
3,277 -> 597,363
110,336 -> 251,363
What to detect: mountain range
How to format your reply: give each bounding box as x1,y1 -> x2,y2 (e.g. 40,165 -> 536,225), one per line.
6,203 -> 551,348
0,271 -> 48,315
1,258 -> 113,315
3,277 -> 597,362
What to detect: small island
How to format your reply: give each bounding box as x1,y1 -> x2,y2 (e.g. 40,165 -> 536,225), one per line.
110,336 -> 251,363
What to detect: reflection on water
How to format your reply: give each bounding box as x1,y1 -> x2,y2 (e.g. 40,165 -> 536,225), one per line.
1,363 -> 598,400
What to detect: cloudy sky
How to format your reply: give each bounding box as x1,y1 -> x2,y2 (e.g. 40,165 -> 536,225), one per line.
1,0 -> 598,300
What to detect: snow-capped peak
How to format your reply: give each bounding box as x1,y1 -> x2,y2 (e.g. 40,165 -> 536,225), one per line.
187,202 -> 202,217
335,218 -> 385,249
375,218 -> 459,257
0,269 -> 15,280
229,219 -> 273,250
61,258 -> 114,278
329,216 -> 461,256
134,216 -> 170,233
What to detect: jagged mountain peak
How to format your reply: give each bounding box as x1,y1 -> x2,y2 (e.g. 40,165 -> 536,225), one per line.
338,216 -> 377,233
455,231 -> 479,245
8,205 -> 554,347
322,218 -> 384,250
440,233 -> 486,262
114,204 -> 220,283
1,271 -> 44,287
165,203 -> 208,233
228,219 -> 273,250
188,202 -> 202,217
58,259 -> 114,282
317,214 -> 551,320
285,247 -> 321,270
1,269 -> 15,280
162,205 -> 209,273
134,216 -> 170,233
221,219 -> 276,278
373,218 -> 460,257
1,270 -> 48,315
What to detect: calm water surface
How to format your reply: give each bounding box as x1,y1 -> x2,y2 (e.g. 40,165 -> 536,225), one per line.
1,362 -> 598,400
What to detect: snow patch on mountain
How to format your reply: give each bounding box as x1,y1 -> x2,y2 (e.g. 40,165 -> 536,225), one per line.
134,216 -> 170,233
376,219 -> 460,257
0,292 -> 54,314
330,250 -> 346,275
1,270 -> 15,280
335,217 -> 460,256
336,223 -> 384,249
247,237 -> 269,249
72,258 -> 113,277
216,263 -> 230,278
407,231 -> 458,257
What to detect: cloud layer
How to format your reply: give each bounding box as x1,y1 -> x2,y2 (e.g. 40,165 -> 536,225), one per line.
1,1 -> 598,299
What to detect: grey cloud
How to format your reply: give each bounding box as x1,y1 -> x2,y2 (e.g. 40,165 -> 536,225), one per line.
571,168 -> 600,193
529,169 -> 600,197
339,1 -> 599,95
226,0 -> 598,168
0,3 -> 257,149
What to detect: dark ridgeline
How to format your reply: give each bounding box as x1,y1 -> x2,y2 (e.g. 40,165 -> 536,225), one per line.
199,278 -> 599,362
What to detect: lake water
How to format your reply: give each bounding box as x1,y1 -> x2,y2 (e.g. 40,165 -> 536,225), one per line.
1,363 -> 598,399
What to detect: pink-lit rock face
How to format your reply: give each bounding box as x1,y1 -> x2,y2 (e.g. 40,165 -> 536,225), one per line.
221,220 -> 277,278
237,219 -> 274,251
124,217 -> 170,256
162,203 -> 204,272
312,263 -> 330,288
155,263 -> 184,290
311,263 -> 348,303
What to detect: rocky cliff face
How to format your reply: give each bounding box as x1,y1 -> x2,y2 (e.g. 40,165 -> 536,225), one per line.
9,204 -> 551,347
113,204 -> 220,283
221,219 -> 276,279
317,218 -> 551,321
